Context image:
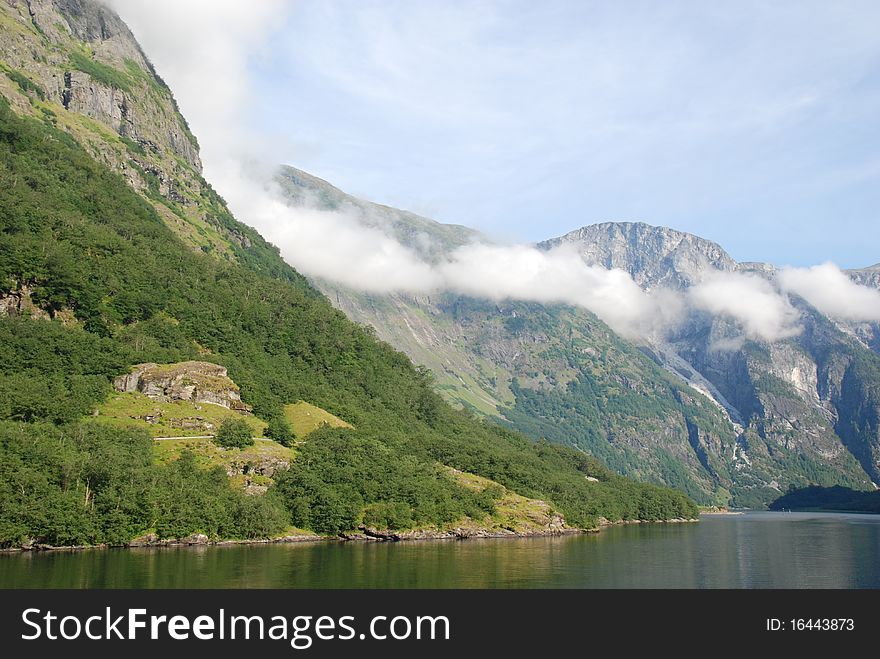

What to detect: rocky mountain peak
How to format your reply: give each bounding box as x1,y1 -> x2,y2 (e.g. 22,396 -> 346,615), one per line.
847,264 -> 880,289
538,221 -> 738,290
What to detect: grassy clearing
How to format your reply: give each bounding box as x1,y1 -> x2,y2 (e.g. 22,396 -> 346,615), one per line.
442,466 -> 564,533
94,391 -> 266,438
152,437 -> 293,467
283,401 -> 352,437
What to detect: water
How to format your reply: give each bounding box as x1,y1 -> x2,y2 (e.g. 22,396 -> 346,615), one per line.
2,512 -> 879,588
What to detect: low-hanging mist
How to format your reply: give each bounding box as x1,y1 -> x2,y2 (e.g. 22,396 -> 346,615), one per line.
215,165 -> 880,346
108,0 -> 880,348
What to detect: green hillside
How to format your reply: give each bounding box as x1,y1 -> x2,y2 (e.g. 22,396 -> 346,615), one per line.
284,401 -> 353,437
0,98 -> 697,547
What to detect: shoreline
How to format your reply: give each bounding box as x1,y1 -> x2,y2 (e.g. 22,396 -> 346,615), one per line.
0,517 -> 699,554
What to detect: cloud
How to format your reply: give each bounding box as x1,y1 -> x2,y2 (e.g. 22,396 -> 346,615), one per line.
689,271 -> 802,341
239,183 -> 442,294
778,262 -> 880,321
108,0 -> 857,347
104,0 -> 290,172
437,243 -> 677,339
214,162 -> 673,337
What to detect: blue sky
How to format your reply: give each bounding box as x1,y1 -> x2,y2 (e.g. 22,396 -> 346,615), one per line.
119,1 -> 880,268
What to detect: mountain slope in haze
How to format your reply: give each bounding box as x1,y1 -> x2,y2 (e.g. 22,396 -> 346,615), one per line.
547,223 -> 880,505
278,176 -> 878,507
0,0 -> 698,548
277,165 -> 483,262
276,182 -> 746,505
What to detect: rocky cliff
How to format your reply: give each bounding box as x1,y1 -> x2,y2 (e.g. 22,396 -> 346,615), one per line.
0,0 -> 291,266
539,222 -> 739,289
113,361 -> 252,412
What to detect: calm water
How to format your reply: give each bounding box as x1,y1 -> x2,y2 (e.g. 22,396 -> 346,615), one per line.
2,512 -> 879,588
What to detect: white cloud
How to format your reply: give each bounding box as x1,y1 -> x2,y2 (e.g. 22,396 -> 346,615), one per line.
437,243 -> 676,339
109,0 -> 861,347
778,262 -> 880,321
245,194 -> 441,294
689,271 -> 802,341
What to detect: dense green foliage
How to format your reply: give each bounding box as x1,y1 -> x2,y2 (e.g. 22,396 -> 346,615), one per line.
0,98 -> 697,545
273,428 -> 497,533
214,418 -> 254,449
69,50 -> 133,92
0,421 -> 289,546
265,417 -> 295,446
770,485 -> 880,514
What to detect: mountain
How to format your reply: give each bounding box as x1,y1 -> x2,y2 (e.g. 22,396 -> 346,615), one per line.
548,223 -> 879,506
277,165 -> 482,262
278,181 -> 879,507
0,0 -> 698,548
841,264 -> 880,353
539,222 -> 739,289
276,194 -> 742,505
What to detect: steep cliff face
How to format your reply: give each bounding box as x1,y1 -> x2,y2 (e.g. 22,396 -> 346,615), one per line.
539,222 -> 738,289
1,1 -> 199,169
840,264 -> 880,354
0,0 -> 291,267
551,223 -> 877,504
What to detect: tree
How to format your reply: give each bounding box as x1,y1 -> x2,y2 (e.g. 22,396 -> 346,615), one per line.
265,417 -> 295,446
214,417 -> 254,449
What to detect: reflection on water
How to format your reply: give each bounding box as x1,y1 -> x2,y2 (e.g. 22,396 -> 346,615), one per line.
2,512 -> 879,588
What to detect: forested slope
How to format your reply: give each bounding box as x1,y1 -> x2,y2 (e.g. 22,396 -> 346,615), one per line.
0,98 -> 697,547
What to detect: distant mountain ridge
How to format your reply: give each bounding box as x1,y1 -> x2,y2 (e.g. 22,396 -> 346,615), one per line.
276,165 -> 483,262
540,222 -> 738,289
277,175 -> 880,507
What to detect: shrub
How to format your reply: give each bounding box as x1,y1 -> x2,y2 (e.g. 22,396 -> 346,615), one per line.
214,417 -> 254,449
265,417 -> 295,446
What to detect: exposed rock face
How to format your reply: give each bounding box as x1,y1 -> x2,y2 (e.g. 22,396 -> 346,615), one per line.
1,0 -> 201,171
113,361 -> 251,412
0,285 -> 48,319
552,222 -> 879,503
539,222 -> 738,289
840,265 -> 880,354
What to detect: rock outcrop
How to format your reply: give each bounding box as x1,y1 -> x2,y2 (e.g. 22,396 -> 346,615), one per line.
113,361 -> 251,412
539,222 -> 739,289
